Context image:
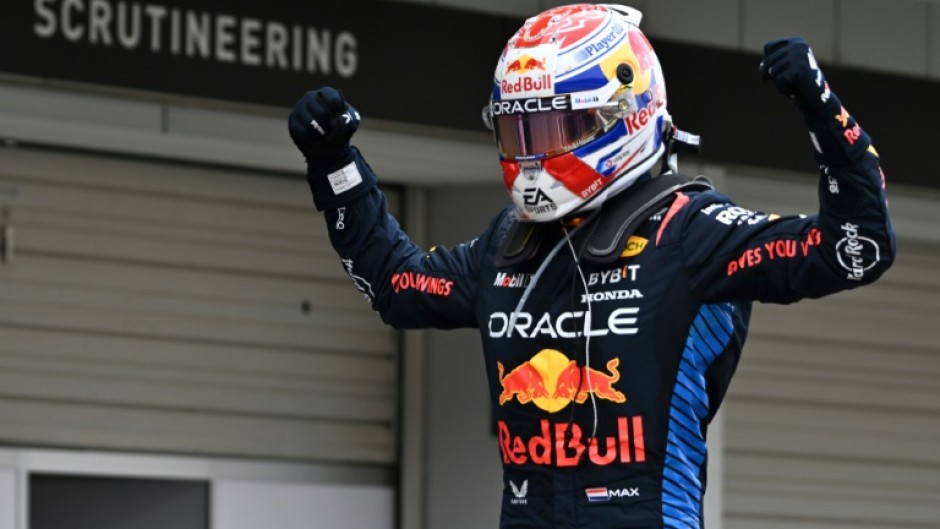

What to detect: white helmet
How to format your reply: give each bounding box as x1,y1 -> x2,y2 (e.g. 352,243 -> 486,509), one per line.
484,4 -> 671,222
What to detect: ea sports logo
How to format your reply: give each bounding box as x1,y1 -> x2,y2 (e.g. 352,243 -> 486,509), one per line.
523,188 -> 553,206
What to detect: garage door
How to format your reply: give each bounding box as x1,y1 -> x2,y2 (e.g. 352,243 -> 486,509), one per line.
724,242 -> 940,529
0,146 -> 399,464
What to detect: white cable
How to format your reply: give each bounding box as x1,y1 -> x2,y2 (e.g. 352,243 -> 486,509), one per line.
506,218 -> 592,333
504,215 -> 600,439
561,222 -> 599,439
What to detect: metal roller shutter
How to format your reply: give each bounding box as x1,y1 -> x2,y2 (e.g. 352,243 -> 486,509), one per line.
0,146 -> 398,464
724,242 -> 940,529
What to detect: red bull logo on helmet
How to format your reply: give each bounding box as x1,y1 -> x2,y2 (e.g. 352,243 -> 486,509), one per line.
497,349 -> 626,413
501,75 -> 553,96
504,54 -> 549,74
616,27 -> 658,95
500,46 -> 557,97
625,87 -> 665,135
628,29 -> 655,75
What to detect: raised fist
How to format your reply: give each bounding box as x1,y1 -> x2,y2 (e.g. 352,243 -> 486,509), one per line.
759,37 -> 833,112
288,87 -> 361,165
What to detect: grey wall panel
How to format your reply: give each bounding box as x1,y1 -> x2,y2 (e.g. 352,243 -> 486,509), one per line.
0,147 -> 398,463
724,244 -> 940,529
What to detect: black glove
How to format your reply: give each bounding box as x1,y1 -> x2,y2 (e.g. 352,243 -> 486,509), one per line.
288,87 -> 361,168
759,37 -> 833,115
759,37 -> 873,166
288,87 -> 377,211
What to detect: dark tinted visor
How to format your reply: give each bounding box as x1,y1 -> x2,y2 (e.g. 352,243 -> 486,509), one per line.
483,98 -> 626,160
492,109 -> 602,160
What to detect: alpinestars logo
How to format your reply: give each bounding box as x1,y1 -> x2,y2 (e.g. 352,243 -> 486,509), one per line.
522,188 -> 557,215
509,480 -> 528,505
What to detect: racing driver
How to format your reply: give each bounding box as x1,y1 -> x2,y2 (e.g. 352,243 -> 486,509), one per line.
287,4 -> 896,528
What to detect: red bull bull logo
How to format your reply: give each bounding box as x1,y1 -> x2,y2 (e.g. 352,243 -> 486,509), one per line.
628,30 -> 654,74
497,349 -> 626,413
497,361 -> 549,405
617,28 -> 659,95
502,53 -> 554,95
505,54 -> 549,74
835,105 -> 851,128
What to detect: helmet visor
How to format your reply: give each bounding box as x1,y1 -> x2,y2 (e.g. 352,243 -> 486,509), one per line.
484,100 -> 626,161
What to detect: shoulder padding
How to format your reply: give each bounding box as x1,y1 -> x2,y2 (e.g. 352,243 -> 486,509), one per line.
584,173 -> 713,263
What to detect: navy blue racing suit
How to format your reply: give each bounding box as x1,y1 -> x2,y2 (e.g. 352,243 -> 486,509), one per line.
307,98 -> 895,528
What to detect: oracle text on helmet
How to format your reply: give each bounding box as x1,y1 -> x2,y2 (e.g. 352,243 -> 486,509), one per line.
493,96 -> 569,117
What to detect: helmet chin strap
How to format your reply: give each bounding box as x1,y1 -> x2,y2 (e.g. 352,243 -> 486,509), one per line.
659,122 -> 702,175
